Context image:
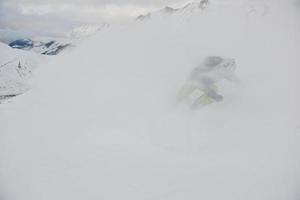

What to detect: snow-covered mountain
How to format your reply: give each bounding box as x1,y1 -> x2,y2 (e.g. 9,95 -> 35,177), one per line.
0,42 -> 43,101
0,24 -> 109,99
136,0 -> 209,21
9,38 -> 70,55
1,0 -> 300,200
6,24 -> 110,55
68,24 -> 110,39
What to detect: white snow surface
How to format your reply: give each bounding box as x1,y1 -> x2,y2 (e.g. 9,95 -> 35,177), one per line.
1,1 -> 300,200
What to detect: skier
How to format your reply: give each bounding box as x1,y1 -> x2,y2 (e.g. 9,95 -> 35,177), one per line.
177,56 -> 238,107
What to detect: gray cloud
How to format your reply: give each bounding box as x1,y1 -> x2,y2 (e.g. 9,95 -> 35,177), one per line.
0,0 -> 186,7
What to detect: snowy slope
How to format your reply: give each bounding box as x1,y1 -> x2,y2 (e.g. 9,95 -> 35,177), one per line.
0,42 -> 43,100
1,1 -> 300,200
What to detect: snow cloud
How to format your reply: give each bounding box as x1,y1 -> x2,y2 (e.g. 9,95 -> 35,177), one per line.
0,0 -> 188,36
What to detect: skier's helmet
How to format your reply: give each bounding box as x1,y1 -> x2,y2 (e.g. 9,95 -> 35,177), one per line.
204,56 -> 223,67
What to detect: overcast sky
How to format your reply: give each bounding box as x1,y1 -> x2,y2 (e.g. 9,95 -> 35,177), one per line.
0,0 -> 189,37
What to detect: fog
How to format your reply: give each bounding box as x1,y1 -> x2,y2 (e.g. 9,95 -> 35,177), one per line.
0,0 -> 187,36
1,0 -> 300,199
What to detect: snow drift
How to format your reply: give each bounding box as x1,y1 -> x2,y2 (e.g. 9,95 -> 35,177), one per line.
1,0 -> 300,200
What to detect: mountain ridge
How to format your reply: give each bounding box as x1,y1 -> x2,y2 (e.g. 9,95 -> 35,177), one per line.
136,0 -> 209,21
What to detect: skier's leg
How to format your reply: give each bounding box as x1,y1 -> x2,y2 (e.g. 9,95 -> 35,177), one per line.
191,93 -> 214,108
190,84 -> 218,108
177,81 -> 198,102
204,86 -> 223,102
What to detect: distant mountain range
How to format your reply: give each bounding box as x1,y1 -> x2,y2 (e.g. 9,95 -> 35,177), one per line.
9,38 -> 70,55
136,0 -> 209,21
3,0 -> 210,56
3,23 -> 109,56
